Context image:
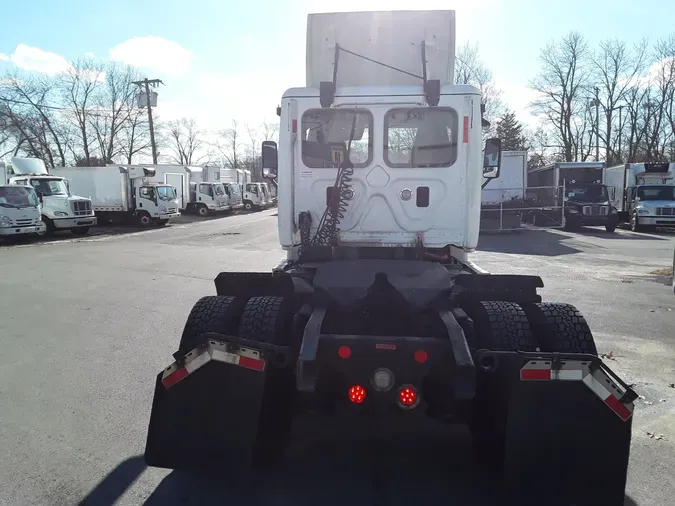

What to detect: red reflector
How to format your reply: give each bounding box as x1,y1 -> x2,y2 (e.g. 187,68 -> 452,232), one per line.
338,345 -> 351,359
463,116 -> 469,143
292,119 -> 297,133
520,368 -> 551,381
414,350 -> 428,364
398,386 -> 418,407
348,385 -> 366,404
162,367 -> 188,388
238,355 -> 265,371
605,394 -> 632,422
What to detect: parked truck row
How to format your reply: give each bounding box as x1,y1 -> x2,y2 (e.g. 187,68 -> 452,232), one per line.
0,157 -> 276,240
481,156 -> 675,234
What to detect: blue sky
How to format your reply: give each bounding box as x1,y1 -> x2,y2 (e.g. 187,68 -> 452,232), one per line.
1,0 -> 673,132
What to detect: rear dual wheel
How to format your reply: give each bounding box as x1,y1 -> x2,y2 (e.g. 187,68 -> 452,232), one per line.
178,294 -> 295,469
465,300 -> 597,473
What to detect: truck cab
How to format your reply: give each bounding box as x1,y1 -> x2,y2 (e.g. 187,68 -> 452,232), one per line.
563,181 -> 619,232
189,181 -> 230,216
242,182 -> 271,211
9,158 -> 96,236
223,182 -> 244,210
131,175 -> 181,225
0,184 -> 46,237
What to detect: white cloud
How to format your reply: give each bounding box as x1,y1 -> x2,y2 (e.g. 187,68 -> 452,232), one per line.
0,53 -> 9,61
7,44 -> 71,75
109,36 -> 193,76
84,51 -> 95,58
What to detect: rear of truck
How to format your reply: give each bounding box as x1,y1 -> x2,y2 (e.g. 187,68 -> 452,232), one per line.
143,10 -> 636,505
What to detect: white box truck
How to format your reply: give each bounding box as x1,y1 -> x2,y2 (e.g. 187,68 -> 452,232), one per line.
481,151 -> 527,204
202,166 -> 244,210
0,161 -> 46,237
604,162 -> 675,231
141,165 -> 232,216
8,158 -> 97,236
52,165 -> 180,226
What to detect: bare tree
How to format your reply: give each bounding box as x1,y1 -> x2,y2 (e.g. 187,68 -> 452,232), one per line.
163,118 -> 206,165
529,32 -> 590,162
217,120 -> 243,170
455,42 -> 504,131
119,108 -> 151,163
91,62 -> 141,163
592,38 -> 648,163
59,58 -> 103,164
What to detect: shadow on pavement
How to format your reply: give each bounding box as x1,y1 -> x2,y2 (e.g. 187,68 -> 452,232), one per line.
477,229 -> 581,256
78,436 -> 640,506
579,228 -> 668,240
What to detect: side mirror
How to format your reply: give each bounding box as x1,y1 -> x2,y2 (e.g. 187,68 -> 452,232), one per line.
262,141 -> 278,179
483,137 -> 501,179
38,192 -> 43,204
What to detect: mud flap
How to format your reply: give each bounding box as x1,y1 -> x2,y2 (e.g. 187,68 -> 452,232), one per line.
503,357 -> 635,506
144,336 -> 291,471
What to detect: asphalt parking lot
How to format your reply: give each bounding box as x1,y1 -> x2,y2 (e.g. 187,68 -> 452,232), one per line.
1,212 -> 674,506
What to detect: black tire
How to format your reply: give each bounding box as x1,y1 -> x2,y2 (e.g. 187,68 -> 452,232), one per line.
630,211 -> 643,232
197,204 -> 209,217
178,295 -> 245,354
522,302 -> 597,355
605,221 -> 617,232
237,296 -> 294,469
243,200 -> 254,212
465,301 -> 538,473
468,300 -> 538,352
37,216 -> 55,237
71,227 -> 90,236
137,212 -> 152,227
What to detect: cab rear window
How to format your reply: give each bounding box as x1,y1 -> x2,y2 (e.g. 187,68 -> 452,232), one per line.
301,109 -> 373,168
384,108 -> 458,168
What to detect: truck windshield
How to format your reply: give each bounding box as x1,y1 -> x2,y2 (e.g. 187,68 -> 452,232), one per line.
156,185 -> 177,201
385,107 -> 458,168
637,186 -> 675,201
301,108 -> 372,168
0,186 -> 39,208
566,185 -> 608,203
30,178 -> 68,196
227,183 -> 241,195
214,184 -> 225,196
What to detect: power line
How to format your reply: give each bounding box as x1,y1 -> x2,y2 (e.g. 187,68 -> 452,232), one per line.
0,96 -> 148,120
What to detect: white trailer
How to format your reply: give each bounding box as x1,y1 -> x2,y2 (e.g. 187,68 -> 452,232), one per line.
604,162 -> 675,231
52,165 -> 180,226
9,158 -> 97,236
481,151 -> 527,204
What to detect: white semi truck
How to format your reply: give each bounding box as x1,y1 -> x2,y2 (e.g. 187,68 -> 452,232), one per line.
52,165 -> 180,226
605,162 -> 675,231
7,158 -> 96,236
0,161 -> 46,237
144,9 -> 636,506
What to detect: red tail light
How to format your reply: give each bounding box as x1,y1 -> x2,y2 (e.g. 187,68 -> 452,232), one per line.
414,349 -> 428,364
348,384 -> 367,404
338,345 -> 351,359
398,386 -> 419,409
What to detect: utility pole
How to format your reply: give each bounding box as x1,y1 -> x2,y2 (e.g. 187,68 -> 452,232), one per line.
133,78 -> 163,164
617,105 -> 624,163
594,86 -> 600,162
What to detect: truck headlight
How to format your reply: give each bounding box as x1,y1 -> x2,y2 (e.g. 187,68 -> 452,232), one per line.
0,216 -> 12,228
638,209 -> 650,214
54,211 -> 69,217
568,208 -> 579,214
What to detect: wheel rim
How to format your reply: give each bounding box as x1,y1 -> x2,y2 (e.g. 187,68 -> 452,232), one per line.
631,214 -> 636,230
199,207 -> 207,216
140,215 -> 151,225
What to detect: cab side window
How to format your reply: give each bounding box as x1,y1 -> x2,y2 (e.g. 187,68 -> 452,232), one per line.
199,184 -> 213,197
140,187 -> 155,200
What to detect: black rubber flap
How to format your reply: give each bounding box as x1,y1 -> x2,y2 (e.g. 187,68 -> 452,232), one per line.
144,360 -> 267,471
504,380 -> 632,505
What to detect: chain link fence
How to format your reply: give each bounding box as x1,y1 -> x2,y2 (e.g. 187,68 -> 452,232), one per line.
481,184 -> 567,232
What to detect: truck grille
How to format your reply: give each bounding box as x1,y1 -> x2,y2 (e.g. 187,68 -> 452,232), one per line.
71,201 -> 92,216
15,219 -> 34,226
656,207 -> 675,216
167,207 -> 177,213
582,205 -> 608,216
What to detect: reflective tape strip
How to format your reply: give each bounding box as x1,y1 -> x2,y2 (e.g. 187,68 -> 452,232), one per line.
582,370 -> 633,421
520,359 -> 633,422
161,340 -> 266,389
